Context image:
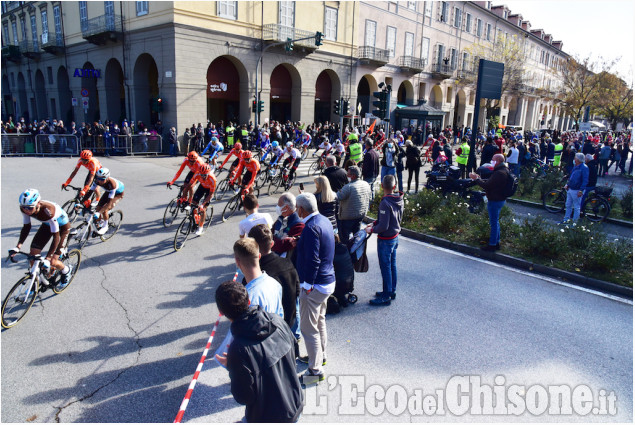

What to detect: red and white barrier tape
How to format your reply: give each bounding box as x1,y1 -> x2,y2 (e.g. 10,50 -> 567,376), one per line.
174,270 -> 239,423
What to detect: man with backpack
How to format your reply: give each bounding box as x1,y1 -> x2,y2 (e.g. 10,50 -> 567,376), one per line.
469,154 -> 513,252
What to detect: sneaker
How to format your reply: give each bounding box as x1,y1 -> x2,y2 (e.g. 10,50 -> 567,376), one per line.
375,291 -> 396,300
184,205 -> 192,212
195,227 -> 204,236
300,369 -> 325,385
57,266 -> 73,290
297,356 -> 327,366
369,297 -> 391,306
96,222 -> 109,235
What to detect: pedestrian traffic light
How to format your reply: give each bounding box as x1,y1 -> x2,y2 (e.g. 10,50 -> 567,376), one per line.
315,31 -> 324,47
372,91 -> 388,119
285,37 -> 293,51
334,99 -> 341,116
258,100 -> 264,113
157,98 -> 163,112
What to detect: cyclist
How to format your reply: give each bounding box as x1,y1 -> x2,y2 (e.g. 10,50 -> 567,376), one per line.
167,151 -> 205,208
219,141 -> 244,179
230,150 -> 260,195
395,131 -> 405,147
313,136 -> 332,159
282,142 -> 302,186
61,149 -> 102,202
333,139 -> 345,166
296,130 -> 312,157
11,189 -> 73,289
261,140 -> 282,165
187,163 -> 217,236
201,136 -> 224,167
259,129 -> 271,150
81,168 -> 124,235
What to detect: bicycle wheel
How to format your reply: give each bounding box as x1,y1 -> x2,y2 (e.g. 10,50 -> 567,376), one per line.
308,161 -> 320,176
255,170 -> 268,190
163,198 -> 180,227
583,197 -> 610,222
1,275 -> 38,329
53,249 -> 82,294
204,203 -> 214,230
62,199 -> 80,223
222,194 -> 241,222
100,210 -> 123,242
543,189 -> 566,213
174,217 -> 193,251
286,173 -> 296,191
215,179 -> 231,201
268,175 -> 282,195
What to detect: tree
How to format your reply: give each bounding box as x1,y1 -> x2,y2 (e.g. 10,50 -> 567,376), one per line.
595,72 -> 633,129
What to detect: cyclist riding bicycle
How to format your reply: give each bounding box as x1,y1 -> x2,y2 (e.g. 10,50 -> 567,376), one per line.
296,130 -> 312,156
282,142 -> 302,183
230,150 -> 260,195
261,140 -> 283,164
11,189 -> 73,289
220,142 -> 244,179
201,136 -> 224,167
61,149 -> 102,202
259,129 -> 271,150
313,136 -> 332,159
333,139 -> 345,166
187,163 -> 217,236
81,167 -> 125,235
167,151 -> 205,205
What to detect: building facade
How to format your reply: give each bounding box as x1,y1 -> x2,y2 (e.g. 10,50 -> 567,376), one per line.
1,1 -> 574,134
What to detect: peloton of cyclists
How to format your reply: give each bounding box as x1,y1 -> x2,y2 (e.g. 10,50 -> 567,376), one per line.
167,151 -> 206,206
80,168 -> 125,235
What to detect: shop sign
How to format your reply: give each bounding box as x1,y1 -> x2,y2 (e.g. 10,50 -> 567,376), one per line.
74,68 -> 101,78
209,82 -> 228,93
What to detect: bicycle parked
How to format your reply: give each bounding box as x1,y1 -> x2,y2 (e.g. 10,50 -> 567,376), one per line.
70,200 -> 123,250
174,203 -> 214,251
2,248 -> 81,329
61,184 -> 98,224
542,186 -> 612,222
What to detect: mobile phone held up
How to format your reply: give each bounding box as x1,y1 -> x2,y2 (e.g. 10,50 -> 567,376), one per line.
299,183 -> 305,191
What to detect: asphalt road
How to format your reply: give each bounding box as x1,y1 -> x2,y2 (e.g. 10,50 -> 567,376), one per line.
1,155 -> 632,423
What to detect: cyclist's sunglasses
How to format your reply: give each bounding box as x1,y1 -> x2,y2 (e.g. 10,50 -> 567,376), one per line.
21,205 -> 36,211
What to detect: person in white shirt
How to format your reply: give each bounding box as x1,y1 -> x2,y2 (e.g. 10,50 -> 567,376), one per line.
239,194 -> 273,238
313,136 -> 332,158
506,141 -> 520,176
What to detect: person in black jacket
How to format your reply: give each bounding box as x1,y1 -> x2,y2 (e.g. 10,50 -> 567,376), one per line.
323,155 -> 349,193
215,281 -> 303,423
480,139 -> 497,166
405,140 -> 422,193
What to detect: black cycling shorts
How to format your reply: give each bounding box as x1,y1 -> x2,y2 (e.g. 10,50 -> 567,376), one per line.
193,185 -> 210,205
31,222 -> 71,256
242,171 -> 253,187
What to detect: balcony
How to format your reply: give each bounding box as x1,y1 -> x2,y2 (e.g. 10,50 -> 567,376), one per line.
358,46 -> 389,66
19,39 -> 41,60
41,33 -> 65,55
457,64 -> 477,81
513,83 -> 535,94
398,56 -> 426,73
1,45 -> 21,62
81,14 -> 122,45
429,62 -> 453,79
262,24 -> 317,51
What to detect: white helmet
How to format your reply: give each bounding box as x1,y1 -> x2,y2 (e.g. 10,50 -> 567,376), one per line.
19,188 -> 41,207
286,141 -> 294,148
96,167 -> 110,181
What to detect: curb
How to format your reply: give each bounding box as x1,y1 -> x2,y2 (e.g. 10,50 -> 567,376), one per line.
364,217 -> 633,300
506,197 -> 633,228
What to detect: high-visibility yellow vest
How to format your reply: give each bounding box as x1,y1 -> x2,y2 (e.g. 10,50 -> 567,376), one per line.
456,143 -> 470,165
226,126 -> 235,146
349,142 -> 362,162
553,143 -> 563,166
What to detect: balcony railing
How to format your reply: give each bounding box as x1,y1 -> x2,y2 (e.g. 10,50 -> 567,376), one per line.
429,62 -> 452,78
1,45 -> 21,62
262,24 -> 317,49
19,39 -> 41,59
358,46 -> 389,65
81,14 -> 122,44
42,33 -> 65,55
398,56 -> 426,72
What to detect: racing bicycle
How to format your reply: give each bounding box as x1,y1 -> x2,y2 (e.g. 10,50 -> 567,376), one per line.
61,184 -> 98,224
174,203 -> 214,251
70,201 -> 123,250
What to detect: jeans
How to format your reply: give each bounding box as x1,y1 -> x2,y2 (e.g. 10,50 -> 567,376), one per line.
381,166 -> 396,183
291,297 -> 301,340
339,218 -> 362,245
564,188 -> 583,221
169,143 -> 178,156
364,177 -> 377,202
509,163 -> 520,176
396,167 -> 404,192
486,200 -> 505,246
377,236 -> 399,297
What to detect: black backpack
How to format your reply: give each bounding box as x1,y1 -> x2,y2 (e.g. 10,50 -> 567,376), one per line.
504,171 -> 519,198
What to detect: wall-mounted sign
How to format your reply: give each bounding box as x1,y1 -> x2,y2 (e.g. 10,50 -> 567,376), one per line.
71,98 -> 78,106
209,83 -> 228,93
74,68 -> 101,78
80,88 -> 89,97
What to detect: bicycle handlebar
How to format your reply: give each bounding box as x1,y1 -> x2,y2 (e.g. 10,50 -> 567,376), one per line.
63,184 -> 83,192
7,251 -> 40,264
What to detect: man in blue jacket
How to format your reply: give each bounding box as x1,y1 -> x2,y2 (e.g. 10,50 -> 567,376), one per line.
561,152 -> 589,223
295,193 -> 335,385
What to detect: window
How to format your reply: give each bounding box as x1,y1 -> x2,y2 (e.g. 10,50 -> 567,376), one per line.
3,23 -> 10,47
12,20 -> 19,45
545,52 -> 550,66
217,1 -> 236,20
453,8 -> 461,28
540,50 -> 544,64
104,1 -> 115,29
19,15 -> 26,40
53,5 -> 62,42
47,66 -> 53,84
279,1 -> 295,27
324,7 -> 337,41
405,32 -> 414,56
386,26 -> 396,58
465,13 -> 472,33
30,14 -> 37,48
439,2 -> 449,23
450,48 -> 457,70
79,1 -> 88,31
421,37 -> 430,64
462,52 -> 469,70
476,19 -> 482,37
407,1 -> 416,11
424,1 -> 432,17
365,19 -> 376,47
136,1 -> 149,16
486,23 -> 492,41
436,44 -> 445,65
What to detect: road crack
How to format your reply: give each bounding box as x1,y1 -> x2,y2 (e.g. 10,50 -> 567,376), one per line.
54,255 -> 142,423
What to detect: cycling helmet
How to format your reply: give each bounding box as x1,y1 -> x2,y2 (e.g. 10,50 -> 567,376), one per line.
188,151 -> 199,161
80,150 -> 93,160
199,164 -> 211,175
242,150 -> 253,159
96,167 -> 110,180
272,141 -> 279,148
211,136 -> 218,142
286,141 -> 294,148
19,188 -> 41,207
234,142 -> 242,150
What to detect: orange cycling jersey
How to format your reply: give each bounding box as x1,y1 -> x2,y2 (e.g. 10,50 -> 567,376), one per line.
230,158 -> 261,187
220,148 -> 244,168
190,173 -> 217,193
170,157 -> 205,184
75,157 -> 102,174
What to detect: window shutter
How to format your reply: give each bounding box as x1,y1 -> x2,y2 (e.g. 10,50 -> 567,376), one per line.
437,2 -> 441,21
432,44 -> 438,64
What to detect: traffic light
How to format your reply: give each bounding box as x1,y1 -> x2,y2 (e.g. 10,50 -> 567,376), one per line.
258,100 -> 264,113
343,100 -> 351,116
315,31 -> 324,47
334,99 -> 341,116
157,98 -> 163,113
285,37 -> 293,51
372,91 -> 388,119
252,99 -> 257,112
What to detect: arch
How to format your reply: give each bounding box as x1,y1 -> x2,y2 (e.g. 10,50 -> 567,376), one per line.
397,80 -> 414,106
507,97 -> 520,126
105,59 -> 126,123
429,84 -> 443,109
206,55 -> 248,125
314,69 -> 341,123
270,63 -> 302,122
356,74 -> 378,117
133,53 -> 159,128
2,74 -> 15,120
17,73 -> 28,121
35,69 -> 48,119
57,67 -> 72,124
81,62 -> 100,123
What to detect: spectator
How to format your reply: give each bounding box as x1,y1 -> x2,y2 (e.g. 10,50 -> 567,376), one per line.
506,141 -> 520,176
456,137 -> 471,178
442,139 -> 453,165
560,152 -> 589,224
480,138 -> 497,167
469,154 -> 510,252
582,153 -> 598,206
335,166 -> 371,245
168,127 -> 178,156
366,175 -> 404,306
619,141 -> 630,174
362,139 -> 380,200
239,194 -> 273,238
598,142 -> 611,176
214,281 -> 303,423
323,155 -> 348,193
380,138 -> 398,182
313,175 -> 337,231
271,192 -> 305,259
295,193 -> 335,384
404,140 -> 421,193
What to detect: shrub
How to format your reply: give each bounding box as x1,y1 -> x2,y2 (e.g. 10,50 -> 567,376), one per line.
411,188 -> 443,216
518,167 -> 537,196
583,236 -> 633,277
538,167 -> 566,198
517,215 -> 562,258
619,188 -> 633,219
